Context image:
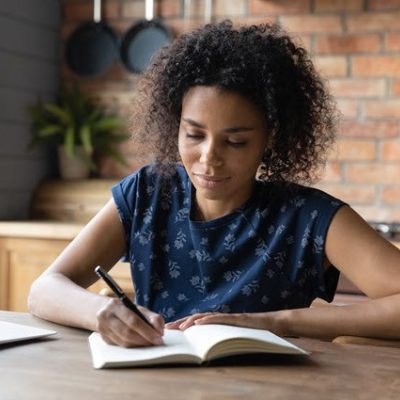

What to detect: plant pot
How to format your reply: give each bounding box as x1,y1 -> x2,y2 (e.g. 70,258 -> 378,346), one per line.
57,146 -> 91,180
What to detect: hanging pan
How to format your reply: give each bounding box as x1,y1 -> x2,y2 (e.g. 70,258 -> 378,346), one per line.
66,0 -> 118,77
120,0 -> 172,74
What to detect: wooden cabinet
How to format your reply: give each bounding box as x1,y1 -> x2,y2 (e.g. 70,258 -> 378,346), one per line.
0,222 -> 131,312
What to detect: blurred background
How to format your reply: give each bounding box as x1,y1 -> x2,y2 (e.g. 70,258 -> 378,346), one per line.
1,0 -> 400,222
1,0 -> 400,310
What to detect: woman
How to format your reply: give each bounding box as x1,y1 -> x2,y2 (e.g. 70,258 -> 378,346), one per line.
29,21 -> 400,347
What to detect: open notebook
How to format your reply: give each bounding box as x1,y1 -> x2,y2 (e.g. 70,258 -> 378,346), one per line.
0,321 -> 56,345
89,324 -> 308,368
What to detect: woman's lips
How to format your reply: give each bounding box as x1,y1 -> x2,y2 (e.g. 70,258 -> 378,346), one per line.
193,174 -> 229,189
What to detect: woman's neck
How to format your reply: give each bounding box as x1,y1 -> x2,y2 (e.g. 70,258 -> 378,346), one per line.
193,193 -> 251,221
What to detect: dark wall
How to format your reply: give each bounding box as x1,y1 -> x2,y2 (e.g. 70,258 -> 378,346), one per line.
0,0 -> 61,219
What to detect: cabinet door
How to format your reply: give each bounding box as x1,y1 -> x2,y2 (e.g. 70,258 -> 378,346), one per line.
1,237 -> 131,312
6,239 -> 69,311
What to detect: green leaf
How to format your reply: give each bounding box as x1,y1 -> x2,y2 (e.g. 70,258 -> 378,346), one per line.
92,116 -> 123,132
37,125 -> 63,137
44,104 -> 70,125
64,127 -> 75,157
87,109 -> 103,123
79,125 -> 93,153
28,84 -> 130,170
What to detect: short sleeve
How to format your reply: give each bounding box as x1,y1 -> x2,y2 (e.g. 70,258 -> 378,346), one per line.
311,194 -> 347,302
111,172 -> 140,260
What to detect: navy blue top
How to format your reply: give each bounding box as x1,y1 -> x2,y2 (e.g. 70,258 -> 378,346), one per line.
112,164 -> 346,322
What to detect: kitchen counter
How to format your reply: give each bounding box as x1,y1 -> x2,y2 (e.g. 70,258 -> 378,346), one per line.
0,220 -> 84,240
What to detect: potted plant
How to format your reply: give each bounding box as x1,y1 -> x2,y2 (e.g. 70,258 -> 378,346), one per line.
29,84 -> 129,179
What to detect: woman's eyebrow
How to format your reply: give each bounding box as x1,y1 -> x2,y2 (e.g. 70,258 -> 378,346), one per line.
182,118 -> 255,133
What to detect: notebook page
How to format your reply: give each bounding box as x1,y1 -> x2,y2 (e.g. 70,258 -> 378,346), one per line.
88,329 -> 200,368
183,324 -> 308,359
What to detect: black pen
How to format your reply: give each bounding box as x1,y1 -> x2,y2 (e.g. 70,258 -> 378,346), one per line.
95,266 -> 155,329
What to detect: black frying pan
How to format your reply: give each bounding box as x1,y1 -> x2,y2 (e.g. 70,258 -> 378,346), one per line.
66,0 -> 118,77
120,0 -> 172,74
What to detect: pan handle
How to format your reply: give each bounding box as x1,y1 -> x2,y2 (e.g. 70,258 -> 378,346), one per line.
183,0 -> 191,20
94,0 -> 101,23
204,0 -> 212,24
145,0 -> 154,21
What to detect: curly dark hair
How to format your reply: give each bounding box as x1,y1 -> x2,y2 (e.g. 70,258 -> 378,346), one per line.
131,20 -> 337,184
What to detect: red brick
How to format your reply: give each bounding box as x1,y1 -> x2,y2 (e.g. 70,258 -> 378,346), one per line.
103,1 -> 120,20
123,0 -> 180,19
166,18 -> 204,36
369,0 -> 400,11
332,139 -> 377,161
78,81 -> 133,96
121,1 -> 145,19
61,23 -> 80,41
315,0 -> 364,12
214,0 -> 246,17
64,0 -> 119,22
381,187 -> 400,205
329,78 -> 386,98
347,163 -> 400,184
382,140 -> 400,161
352,56 -> 400,77
279,15 -> 342,34
314,183 -> 376,204
320,162 -> 343,182
392,80 -> 400,96
248,0 -> 310,14
339,121 -> 399,138
313,56 -> 347,77
336,99 -> 359,119
186,0 -> 252,21
347,12 -> 400,32
364,100 -> 400,118
353,206 -> 400,222
63,2 -> 92,22
183,0 -> 201,18
386,33 -> 400,51
110,20 -> 135,36
228,16 -> 279,28
159,0 -> 181,18
315,34 -> 381,54
284,34 -> 311,52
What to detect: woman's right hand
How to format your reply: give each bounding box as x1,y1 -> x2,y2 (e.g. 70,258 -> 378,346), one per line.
96,298 -> 165,347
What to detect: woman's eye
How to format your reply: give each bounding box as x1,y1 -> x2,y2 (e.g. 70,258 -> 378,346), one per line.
185,132 -> 203,140
227,141 -> 246,148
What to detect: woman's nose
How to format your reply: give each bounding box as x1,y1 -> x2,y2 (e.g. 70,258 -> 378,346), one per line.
199,141 -> 223,166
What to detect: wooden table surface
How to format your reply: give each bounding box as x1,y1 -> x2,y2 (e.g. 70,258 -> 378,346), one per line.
1,311 -> 399,400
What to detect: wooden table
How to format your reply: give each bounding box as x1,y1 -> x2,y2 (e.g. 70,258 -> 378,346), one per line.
1,311 -> 399,400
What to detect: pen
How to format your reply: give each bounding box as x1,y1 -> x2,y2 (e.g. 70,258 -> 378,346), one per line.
95,266 -> 155,329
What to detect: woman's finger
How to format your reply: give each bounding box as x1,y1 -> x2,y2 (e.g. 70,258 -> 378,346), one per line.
100,315 -> 155,347
193,312 -> 270,331
97,298 -> 164,346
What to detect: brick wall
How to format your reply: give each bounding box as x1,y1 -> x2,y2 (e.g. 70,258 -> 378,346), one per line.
62,0 -> 400,222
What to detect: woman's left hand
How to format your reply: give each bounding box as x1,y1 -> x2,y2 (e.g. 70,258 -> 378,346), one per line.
165,311 -> 286,335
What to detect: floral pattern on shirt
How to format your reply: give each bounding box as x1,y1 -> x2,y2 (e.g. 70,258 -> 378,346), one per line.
112,164 -> 345,322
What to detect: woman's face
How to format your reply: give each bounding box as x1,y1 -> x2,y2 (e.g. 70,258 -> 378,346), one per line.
178,85 -> 269,213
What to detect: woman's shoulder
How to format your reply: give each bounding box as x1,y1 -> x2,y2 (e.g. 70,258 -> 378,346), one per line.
255,181 -> 346,211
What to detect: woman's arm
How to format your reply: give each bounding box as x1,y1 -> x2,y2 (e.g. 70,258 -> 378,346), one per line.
28,198 -> 164,346
167,206 -> 400,340
28,198 -> 127,330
